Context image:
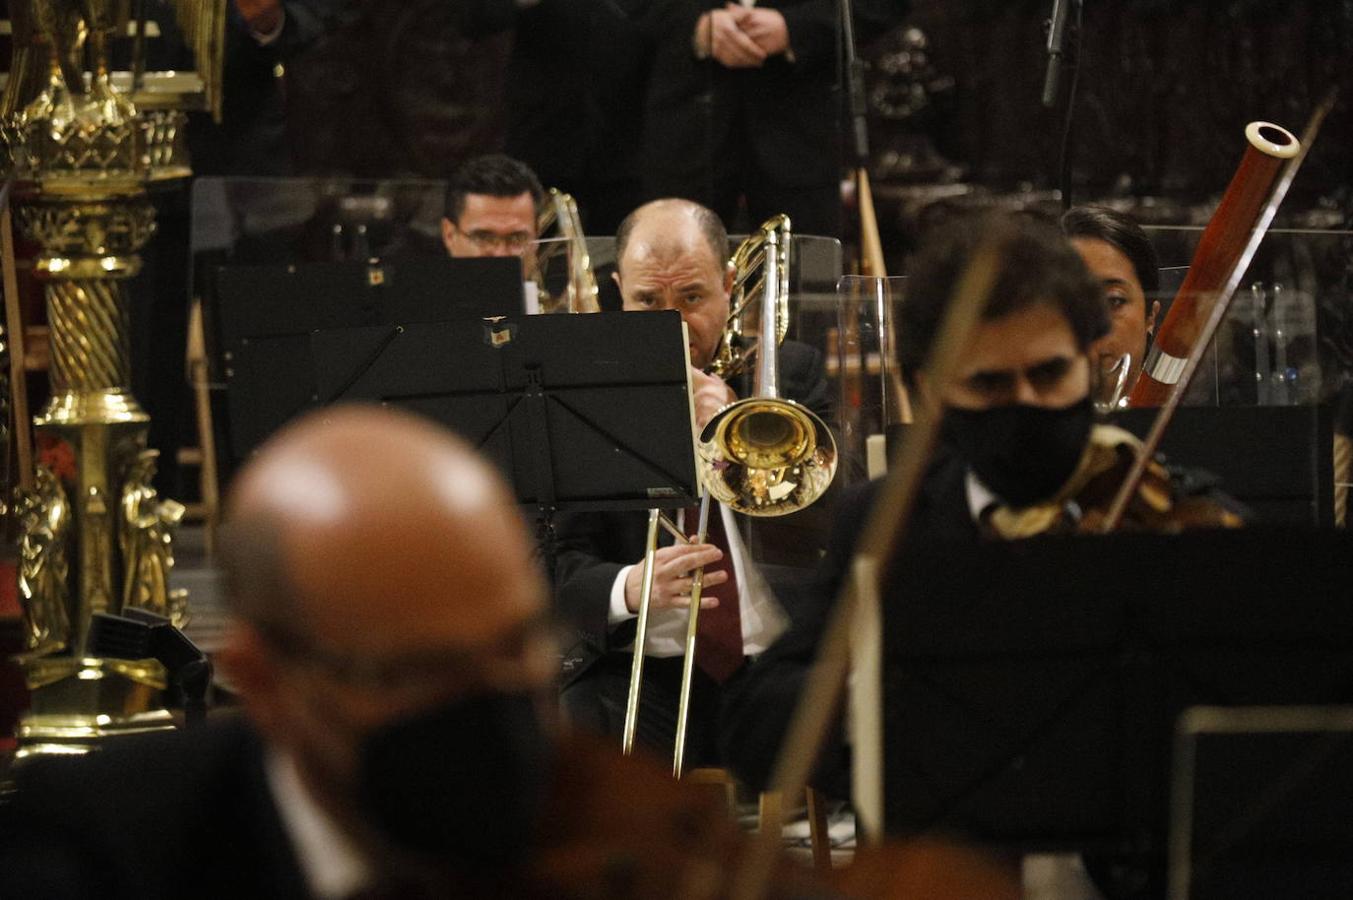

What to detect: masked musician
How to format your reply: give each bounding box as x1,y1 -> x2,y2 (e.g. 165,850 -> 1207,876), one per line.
440,153 -> 545,260
1062,206 -> 1164,401
0,407 -> 559,895
721,212 -> 1242,800
552,198 -> 833,766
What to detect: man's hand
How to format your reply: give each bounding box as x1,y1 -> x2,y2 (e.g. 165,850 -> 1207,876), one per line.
691,366 -> 737,430
728,5 -> 790,57
235,0 -> 283,35
624,543 -> 729,614
693,7 -> 767,68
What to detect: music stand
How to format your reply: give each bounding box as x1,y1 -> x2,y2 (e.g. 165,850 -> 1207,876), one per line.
213,257 -> 524,461
870,527 -> 1353,884
223,308 -> 699,519
1170,705 -> 1353,899
1112,405 -> 1334,526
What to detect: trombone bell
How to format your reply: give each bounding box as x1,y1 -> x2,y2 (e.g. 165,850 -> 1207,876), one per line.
699,397 -> 837,516
696,214 -> 838,518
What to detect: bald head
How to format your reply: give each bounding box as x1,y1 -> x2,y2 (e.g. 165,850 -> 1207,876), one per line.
613,200 -> 733,370
615,199 -> 728,277
222,405 -> 543,657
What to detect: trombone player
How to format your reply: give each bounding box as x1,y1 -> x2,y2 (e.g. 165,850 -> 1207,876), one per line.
552,199 -> 833,765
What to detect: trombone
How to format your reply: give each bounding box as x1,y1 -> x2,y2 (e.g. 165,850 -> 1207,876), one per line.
534,188 -> 600,314
621,215 -> 839,777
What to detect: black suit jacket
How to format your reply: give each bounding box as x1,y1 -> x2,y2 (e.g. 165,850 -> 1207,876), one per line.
634,0 -> 909,194
718,449 -> 973,798
553,339 -> 835,686
0,716 -> 309,899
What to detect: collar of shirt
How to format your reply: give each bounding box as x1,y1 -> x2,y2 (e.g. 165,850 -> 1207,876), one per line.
964,470 -> 1000,523
264,750 -> 375,900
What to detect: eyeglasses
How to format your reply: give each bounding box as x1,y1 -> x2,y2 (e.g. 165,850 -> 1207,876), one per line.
463,229 -> 534,253
253,612 -> 560,697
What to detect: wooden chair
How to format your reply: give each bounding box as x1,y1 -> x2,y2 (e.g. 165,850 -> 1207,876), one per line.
686,767 -> 835,871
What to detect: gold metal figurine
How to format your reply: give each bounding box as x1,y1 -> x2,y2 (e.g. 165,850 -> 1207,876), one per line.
3,0 -> 224,758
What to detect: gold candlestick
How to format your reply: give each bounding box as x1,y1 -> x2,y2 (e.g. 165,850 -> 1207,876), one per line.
4,0 -> 223,758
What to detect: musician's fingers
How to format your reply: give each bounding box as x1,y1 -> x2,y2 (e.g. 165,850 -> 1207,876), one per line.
701,568 -> 729,587
663,543 -> 724,575
726,25 -> 767,62
666,593 -> 719,610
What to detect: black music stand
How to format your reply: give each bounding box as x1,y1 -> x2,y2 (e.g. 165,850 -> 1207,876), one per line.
213,256 -> 526,466
1171,705 -> 1353,899
222,308 -> 699,532
876,527 -> 1353,891
1112,405 -> 1334,526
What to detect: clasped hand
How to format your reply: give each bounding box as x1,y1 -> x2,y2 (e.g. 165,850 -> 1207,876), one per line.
694,3 -> 790,69
234,0 -> 283,35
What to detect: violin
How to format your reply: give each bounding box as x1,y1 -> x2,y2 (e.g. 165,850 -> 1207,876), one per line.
985,425 -> 1244,540
525,729 -> 832,899
526,730 -> 1020,900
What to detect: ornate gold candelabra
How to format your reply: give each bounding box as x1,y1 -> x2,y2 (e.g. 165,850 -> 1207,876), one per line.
3,0 -> 223,758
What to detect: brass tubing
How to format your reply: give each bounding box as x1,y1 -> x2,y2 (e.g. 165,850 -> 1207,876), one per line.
672,495 -> 712,778
621,508 -> 663,755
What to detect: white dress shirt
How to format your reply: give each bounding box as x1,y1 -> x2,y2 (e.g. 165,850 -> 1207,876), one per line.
264,751 -> 374,899
606,503 -> 789,657
965,471 -> 1000,522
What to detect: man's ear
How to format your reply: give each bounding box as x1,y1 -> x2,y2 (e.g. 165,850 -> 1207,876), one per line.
440,217 -> 458,255
216,622 -> 288,739
723,261 -> 736,296
911,370 -> 936,409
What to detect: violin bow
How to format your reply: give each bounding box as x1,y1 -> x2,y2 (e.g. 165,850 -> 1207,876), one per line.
730,239 -> 1001,900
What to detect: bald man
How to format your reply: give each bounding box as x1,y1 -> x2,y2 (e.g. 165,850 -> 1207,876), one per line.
552,199 -> 833,766
0,407 -> 558,896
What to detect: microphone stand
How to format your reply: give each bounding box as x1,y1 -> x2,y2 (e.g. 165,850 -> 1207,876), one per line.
840,0 -> 870,177
839,0 -> 911,429
1042,0 -> 1072,109
1043,0 -> 1084,210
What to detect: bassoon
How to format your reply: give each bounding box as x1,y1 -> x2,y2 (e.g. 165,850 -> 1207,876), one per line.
1128,121 -> 1299,406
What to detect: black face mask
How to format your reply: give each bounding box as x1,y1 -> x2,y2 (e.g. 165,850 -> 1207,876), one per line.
356,691 -> 554,872
941,397 -> 1094,508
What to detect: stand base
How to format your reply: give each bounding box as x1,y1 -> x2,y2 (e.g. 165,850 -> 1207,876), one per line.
13,656 -> 173,761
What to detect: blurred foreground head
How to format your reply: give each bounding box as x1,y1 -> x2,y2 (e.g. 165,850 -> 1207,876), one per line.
218,404 -> 555,872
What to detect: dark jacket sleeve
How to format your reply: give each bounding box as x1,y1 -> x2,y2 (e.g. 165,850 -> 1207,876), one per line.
275,1 -> 355,54
552,509 -> 646,677
777,339 -> 834,426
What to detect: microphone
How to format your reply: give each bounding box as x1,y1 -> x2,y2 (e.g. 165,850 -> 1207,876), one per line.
1041,0 -> 1072,108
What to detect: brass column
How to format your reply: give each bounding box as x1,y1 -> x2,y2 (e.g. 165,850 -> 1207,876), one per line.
4,0 -> 206,759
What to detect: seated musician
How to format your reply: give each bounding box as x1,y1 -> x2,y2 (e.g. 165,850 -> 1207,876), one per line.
1062,206 -> 1164,400
440,153 -> 544,259
552,198 -> 832,765
720,211 -> 1242,799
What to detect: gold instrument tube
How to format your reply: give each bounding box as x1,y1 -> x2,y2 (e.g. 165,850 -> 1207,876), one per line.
621,509 -> 663,755
535,188 -> 599,314
672,495 -> 712,778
